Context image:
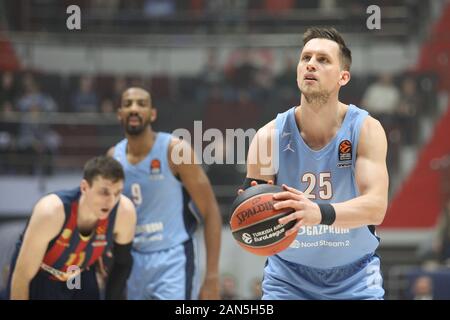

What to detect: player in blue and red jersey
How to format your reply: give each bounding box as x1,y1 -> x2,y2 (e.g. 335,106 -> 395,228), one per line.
7,156 -> 136,299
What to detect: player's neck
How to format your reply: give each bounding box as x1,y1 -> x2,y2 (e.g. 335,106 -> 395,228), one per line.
126,128 -> 156,157
77,195 -> 98,234
297,98 -> 347,150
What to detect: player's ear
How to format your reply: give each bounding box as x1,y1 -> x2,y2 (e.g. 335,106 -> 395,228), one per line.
150,107 -> 157,122
80,179 -> 89,193
116,107 -> 123,121
339,70 -> 351,86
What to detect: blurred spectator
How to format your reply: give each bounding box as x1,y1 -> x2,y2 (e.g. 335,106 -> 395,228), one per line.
204,85 -> 227,130
412,275 -> 434,300
361,73 -> 400,125
100,98 -> 115,114
206,0 -> 249,32
198,50 -> 224,102
0,72 -> 18,107
234,89 -> 260,129
362,73 -> 401,177
143,0 -> 176,17
253,66 -> 274,103
72,76 -> 99,113
264,0 -> 294,13
0,101 -> 18,174
203,51 -> 223,86
319,0 -> 337,13
397,76 -> 421,145
17,73 -> 57,113
247,277 -> 262,300
225,49 -> 258,92
295,0 -> 319,9
276,55 -> 299,108
221,274 -> 240,300
17,105 -> 61,175
89,0 -> 120,16
111,76 -> 128,106
432,198 -> 450,264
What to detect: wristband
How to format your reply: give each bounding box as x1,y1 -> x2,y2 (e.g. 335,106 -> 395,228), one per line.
319,203 -> 336,225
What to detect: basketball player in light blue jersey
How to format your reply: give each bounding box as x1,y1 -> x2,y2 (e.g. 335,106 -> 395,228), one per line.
240,27 -> 389,299
107,87 -> 222,300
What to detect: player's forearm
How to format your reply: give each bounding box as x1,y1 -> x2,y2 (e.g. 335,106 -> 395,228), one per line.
331,194 -> 387,229
203,206 -> 222,277
10,273 -> 30,300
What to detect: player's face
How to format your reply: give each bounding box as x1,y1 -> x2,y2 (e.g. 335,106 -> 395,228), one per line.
297,38 -> 345,100
81,176 -> 123,220
118,88 -> 156,135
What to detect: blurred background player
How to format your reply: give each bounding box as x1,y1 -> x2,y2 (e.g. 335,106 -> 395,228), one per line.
108,87 -> 222,299
7,156 -> 136,299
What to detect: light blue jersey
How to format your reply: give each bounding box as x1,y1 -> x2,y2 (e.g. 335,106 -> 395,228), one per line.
262,105 -> 384,300
114,132 -> 202,299
113,132 -> 202,253
274,105 -> 380,269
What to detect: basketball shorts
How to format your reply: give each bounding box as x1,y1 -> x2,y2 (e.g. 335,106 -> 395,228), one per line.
127,239 -> 200,300
262,253 -> 384,300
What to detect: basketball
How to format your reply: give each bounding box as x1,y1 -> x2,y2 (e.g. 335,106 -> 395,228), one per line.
229,184 -> 297,256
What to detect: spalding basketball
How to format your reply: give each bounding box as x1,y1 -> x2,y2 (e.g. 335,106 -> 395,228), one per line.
229,184 -> 297,256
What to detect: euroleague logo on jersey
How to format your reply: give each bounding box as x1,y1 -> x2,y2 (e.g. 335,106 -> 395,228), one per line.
149,158 -> 164,180
338,140 -> 352,160
338,140 -> 352,168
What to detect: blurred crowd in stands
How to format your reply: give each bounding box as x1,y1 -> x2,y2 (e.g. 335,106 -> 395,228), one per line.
4,0 -> 423,36
0,49 -> 439,188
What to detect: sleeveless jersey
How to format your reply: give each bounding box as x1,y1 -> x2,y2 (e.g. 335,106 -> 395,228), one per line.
16,188 -> 119,281
113,132 -> 201,252
274,105 -> 380,268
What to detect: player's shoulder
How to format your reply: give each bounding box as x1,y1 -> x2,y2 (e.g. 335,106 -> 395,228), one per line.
117,195 -> 137,222
360,115 -> 386,137
255,119 -> 276,141
168,134 -> 196,166
106,146 -> 115,157
34,194 -> 64,217
118,194 -> 134,211
169,134 -> 190,149
357,115 -> 387,154
116,194 -> 137,230
29,194 -> 65,233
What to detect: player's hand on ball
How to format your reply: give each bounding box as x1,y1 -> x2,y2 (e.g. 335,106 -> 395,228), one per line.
273,184 -> 321,236
237,179 -> 274,195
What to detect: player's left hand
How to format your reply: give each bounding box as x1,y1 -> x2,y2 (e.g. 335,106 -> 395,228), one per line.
199,275 -> 220,300
273,184 -> 321,236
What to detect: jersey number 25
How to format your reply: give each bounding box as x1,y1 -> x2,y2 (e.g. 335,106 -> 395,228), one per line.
302,172 -> 333,200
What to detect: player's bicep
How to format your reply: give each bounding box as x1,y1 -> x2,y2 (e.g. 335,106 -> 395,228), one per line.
169,139 -> 214,216
180,162 -> 218,219
355,118 -> 389,199
14,196 -> 64,281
